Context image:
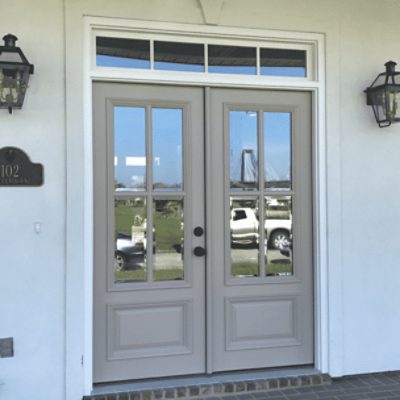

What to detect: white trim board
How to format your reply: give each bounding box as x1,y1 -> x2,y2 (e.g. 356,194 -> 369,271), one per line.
79,16 -> 328,394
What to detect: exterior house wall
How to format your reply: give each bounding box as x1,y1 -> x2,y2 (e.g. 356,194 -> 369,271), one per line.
1,1 -> 400,400
0,1 -> 66,400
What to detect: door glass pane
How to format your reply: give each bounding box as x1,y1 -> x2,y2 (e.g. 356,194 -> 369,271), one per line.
114,198 -> 147,283
264,112 -> 292,191
152,108 -> 183,191
265,196 -> 293,276
114,107 -> 146,191
230,111 -> 258,191
153,199 -> 184,281
96,37 -> 150,69
260,48 -> 306,77
154,41 -> 204,72
230,198 -> 260,277
208,45 -> 257,75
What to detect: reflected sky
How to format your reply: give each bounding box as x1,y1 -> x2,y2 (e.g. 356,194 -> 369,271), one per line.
208,45 -> 257,75
230,111 -> 258,189
152,108 -> 183,190
97,39 -> 306,78
114,108 -> 291,192
97,55 -> 150,69
230,111 -> 292,189
154,62 -> 204,72
154,41 -> 204,72
114,107 -> 146,189
261,67 -> 305,77
264,112 -> 291,186
114,107 -> 183,190
100,54 -> 304,77
208,65 -> 257,75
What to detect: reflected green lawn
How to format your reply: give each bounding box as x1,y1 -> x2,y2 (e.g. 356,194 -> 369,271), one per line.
115,262 -> 292,283
115,202 -> 181,251
115,268 -> 182,282
232,262 -> 292,277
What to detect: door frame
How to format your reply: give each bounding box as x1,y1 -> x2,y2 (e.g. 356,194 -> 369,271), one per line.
74,17 -> 328,394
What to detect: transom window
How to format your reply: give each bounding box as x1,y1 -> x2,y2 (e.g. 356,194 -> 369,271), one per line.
96,36 -> 308,78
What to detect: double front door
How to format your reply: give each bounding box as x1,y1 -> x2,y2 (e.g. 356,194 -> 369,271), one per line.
93,83 -> 313,383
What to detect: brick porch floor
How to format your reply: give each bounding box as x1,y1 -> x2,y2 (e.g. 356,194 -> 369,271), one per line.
234,372 -> 400,400
87,371 -> 400,400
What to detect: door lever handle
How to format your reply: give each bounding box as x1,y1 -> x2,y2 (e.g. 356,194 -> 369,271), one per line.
193,246 -> 206,257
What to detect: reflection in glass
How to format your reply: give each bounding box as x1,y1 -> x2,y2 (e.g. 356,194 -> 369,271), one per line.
96,37 -> 150,69
153,200 -> 184,281
230,198 -> 260,277
154,41 -> 204,72
230,111 -> 258,191
260,48 -> 306,77
265,196 -> 293,276
208,45 -> 257,75
152,108 -> 183,191
264,112 -> 291,191
114,107 -> 146,191
114,198 -> 147,283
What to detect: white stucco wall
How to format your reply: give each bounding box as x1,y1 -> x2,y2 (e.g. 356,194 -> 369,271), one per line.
0,1 -> 66,400
2,1 -> 400,400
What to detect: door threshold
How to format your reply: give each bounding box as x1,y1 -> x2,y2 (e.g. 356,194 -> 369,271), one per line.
88,367 -> 331,399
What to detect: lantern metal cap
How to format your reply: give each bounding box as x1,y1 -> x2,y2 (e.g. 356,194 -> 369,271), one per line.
385,61 -> 397,74
2,34 -> 18,47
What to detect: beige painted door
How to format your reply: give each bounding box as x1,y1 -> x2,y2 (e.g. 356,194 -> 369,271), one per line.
93,84 -> 313,383
208,88 -> 313,371
93,83 -> 206,382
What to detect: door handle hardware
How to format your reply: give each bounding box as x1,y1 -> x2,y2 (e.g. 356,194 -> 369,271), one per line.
193,226 -> 204,237
193,246 -> 206,257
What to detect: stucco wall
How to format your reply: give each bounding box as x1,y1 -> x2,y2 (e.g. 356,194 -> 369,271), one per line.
2,1 -> 400,400
0,1 -> 66,400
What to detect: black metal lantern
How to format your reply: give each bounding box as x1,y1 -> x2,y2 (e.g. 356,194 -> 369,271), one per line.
365,61 -> 400,128
0,34 -> 34,114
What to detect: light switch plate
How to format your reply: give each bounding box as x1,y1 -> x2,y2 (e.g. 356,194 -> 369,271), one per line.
0,337 -> 14,358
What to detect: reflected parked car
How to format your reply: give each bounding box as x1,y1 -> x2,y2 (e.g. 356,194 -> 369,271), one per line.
115,232 -> 145,270
230,207 -> 291,249
115,221 -> 157,270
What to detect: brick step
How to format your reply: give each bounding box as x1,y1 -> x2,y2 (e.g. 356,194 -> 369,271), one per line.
85,372 -> 331,400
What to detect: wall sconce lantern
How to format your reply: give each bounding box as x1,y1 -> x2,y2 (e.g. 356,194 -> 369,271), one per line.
0,34 -> 34,114
365,61 -> 400,127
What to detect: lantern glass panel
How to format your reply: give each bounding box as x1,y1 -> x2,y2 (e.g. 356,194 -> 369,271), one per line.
0,51 -> 22,63
372,74 -> 387,87
384,87 -> 400,121
370,89 -> 387,123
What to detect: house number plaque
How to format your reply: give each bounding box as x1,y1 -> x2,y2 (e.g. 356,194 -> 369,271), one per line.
0,147 -> 43,186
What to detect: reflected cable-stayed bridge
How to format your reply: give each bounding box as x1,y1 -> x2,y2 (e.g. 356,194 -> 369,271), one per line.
239,148 -> 281,184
